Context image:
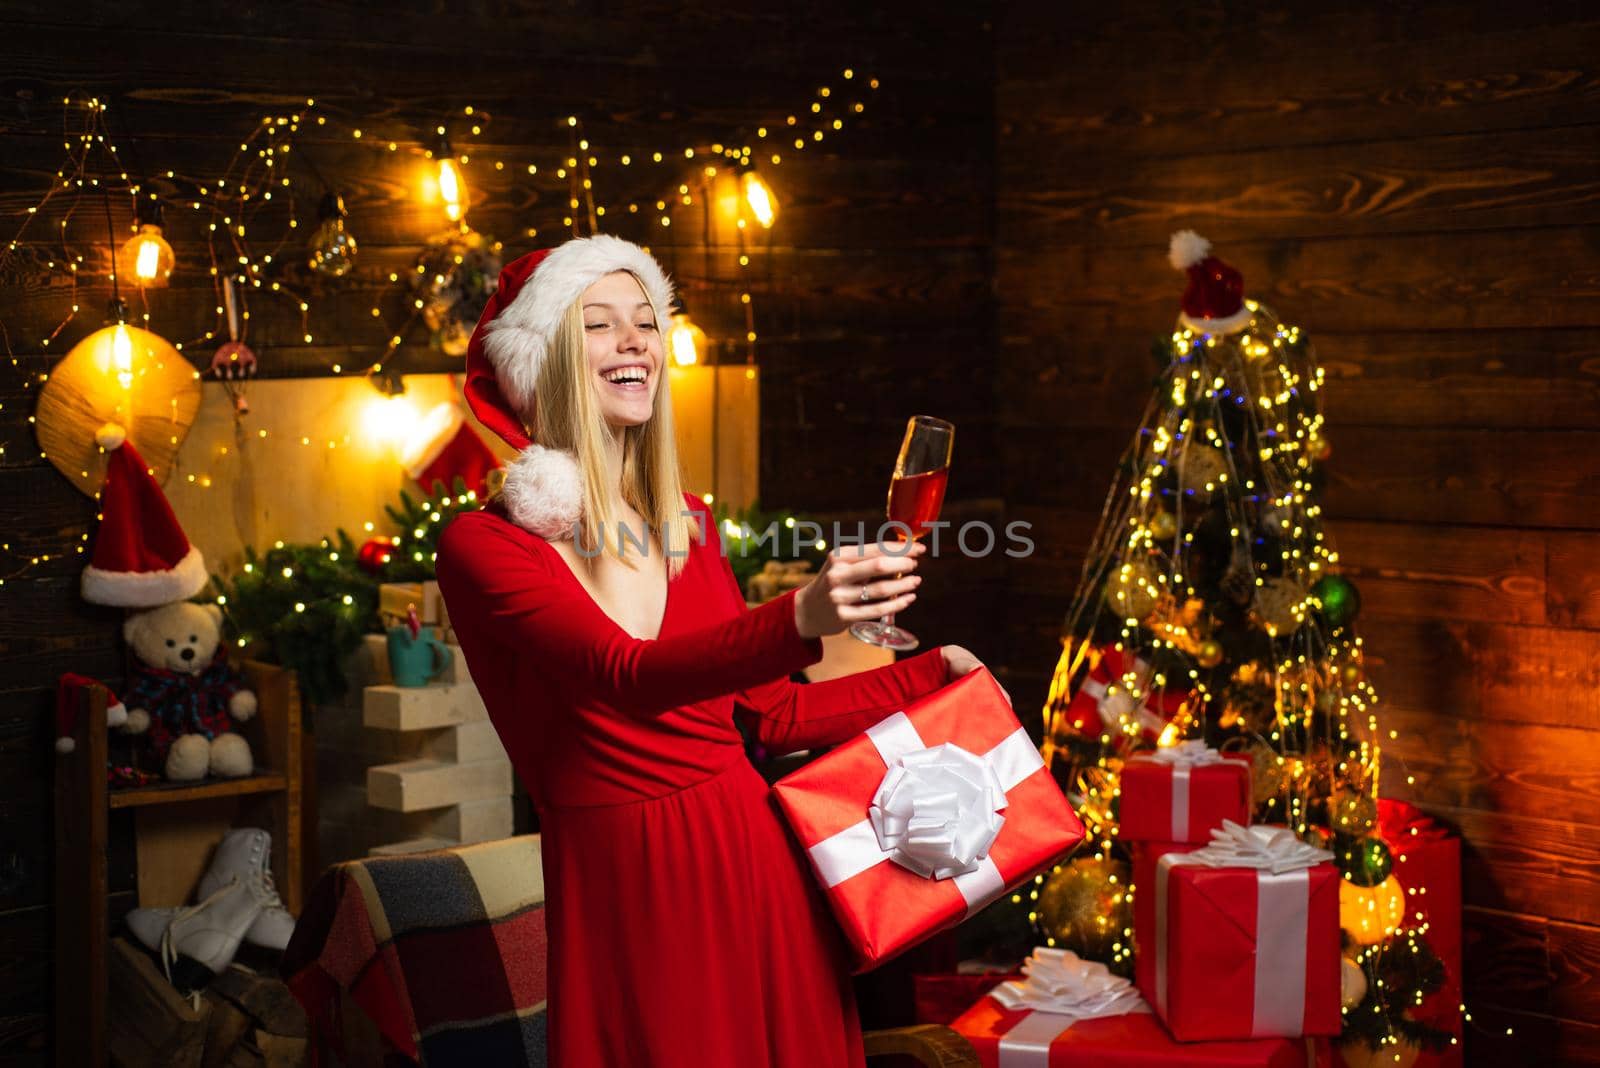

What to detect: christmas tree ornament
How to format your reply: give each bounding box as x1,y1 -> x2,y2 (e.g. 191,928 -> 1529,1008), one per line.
1168,230 -> 1251,334
1340,956 -> 1368,1010
1339,875 -> 1406,946
210,277 -> 257,416
116,198 -> 175,288
1195,638 -> 1224,668
1330,787 -> 1379,835
1149,509 -> 1178,541
1176,443 -> 1229,497
1036,855 -> 1131,962
35,301 -> 201,497
307,191 -> 358,277
1245,739 -> 1290,805
357,537 -> 397,575
1109,559 -> 1163,621
410,227 -> 502,356
1309,433 -> 1333,462
1336,835 -> 1394,887
1253,577 -> 1307,637
1259,504 -> 1292,536
1312,573 -> 1362,630
1339,661 -> 1364,687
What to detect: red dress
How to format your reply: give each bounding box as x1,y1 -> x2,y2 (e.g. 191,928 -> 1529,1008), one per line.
436,492 -> 948,1067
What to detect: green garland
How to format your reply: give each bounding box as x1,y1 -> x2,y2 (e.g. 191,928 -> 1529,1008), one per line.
209,481 -> 479,705
709,497 -> 827,597
1341,929 -> 1454,1054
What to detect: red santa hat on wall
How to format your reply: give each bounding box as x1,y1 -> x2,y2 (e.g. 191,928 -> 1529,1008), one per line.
80,423 -> 209,607
1169,230 -> 1253,335
463,234 -> 675,539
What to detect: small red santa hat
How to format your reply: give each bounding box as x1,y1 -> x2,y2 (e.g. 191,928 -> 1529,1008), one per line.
80,423 -> 209,607
1169,230 -> 1252,335
56,672 -> 128,755
400,402 -> 501,498
463,234 -> 675,539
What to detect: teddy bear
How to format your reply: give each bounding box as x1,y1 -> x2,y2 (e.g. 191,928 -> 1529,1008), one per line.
120,601 -> 257,781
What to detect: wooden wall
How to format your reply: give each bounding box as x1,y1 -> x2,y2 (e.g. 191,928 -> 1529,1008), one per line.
0,3 -> 994,1058
994,3 -> 1600,1065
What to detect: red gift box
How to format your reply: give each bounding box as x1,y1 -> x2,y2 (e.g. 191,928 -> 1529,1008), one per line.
773,668 -> 1084,971
952,995 -> 1330,1067
1375,800 -> 1462,1068
1120,742 -> 1252,843
913,972 -> 1024,1026
1065,646 -> 1189,749
1142,824 -> 1342,1041
1129,840 -> 1199,1001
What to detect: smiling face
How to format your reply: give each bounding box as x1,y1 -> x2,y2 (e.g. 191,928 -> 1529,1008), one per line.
582,270 -> 662,430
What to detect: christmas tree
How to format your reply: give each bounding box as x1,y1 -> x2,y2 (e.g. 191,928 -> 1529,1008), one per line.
1012,232 -> 1449,1057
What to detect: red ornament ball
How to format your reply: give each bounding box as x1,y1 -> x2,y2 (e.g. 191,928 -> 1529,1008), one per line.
357,536 -> 396,575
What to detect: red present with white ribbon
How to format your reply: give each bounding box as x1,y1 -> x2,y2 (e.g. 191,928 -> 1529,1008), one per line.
951,948 -> 1329,1067
1120,741 -> 1251,843
1143,822 -> 1341,1041
1129,840 -> 1198,1004
772,668 -> 1083,971
1065,647 -> 1188,749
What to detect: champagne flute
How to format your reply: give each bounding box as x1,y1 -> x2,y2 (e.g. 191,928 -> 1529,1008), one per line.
850,415 -> 954,651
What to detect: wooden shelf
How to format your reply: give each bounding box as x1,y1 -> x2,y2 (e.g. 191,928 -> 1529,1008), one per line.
109,772 -> 289,809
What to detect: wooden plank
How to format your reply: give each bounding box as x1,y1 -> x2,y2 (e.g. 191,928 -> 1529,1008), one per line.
53,680 -> 106,1068
996,328 -> 1600,433
999,124 -> 1600,246
1463,906 -> 1551,1017
1547,532 -> 1600,629
1378,706 -> 1600,825
109,774 -> 289,810
1549,918 -> 1600,1024
996,3 -> 1600,157
996,227 -> 1600,335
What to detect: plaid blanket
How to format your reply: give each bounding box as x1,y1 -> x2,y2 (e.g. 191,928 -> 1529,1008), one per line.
283,836 -> 548,1066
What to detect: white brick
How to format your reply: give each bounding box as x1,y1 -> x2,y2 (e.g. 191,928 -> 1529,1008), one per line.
363,681 -> 485,731
367,757 -> 512,812
433,797 -> 514,844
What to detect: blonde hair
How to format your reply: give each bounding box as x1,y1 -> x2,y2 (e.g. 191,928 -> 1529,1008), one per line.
532,271 -> 699,577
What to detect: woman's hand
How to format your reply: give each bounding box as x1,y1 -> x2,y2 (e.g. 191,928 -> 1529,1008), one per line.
793,540 -> 926,640
941,644 -> 1011,707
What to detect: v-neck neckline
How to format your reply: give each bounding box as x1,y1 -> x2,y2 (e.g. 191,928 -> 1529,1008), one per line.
538,532 -> 678,642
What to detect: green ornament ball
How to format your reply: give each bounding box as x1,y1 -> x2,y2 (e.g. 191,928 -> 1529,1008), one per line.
1312,574 -> 1362,630
1337,835 -> 1394,888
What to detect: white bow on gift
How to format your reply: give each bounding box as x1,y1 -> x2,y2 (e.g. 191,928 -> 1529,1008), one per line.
1189,820 -> 1333,873
1148,739 -> 1226,767
869,742 -> 1007,879
991,948 -> 1147,1019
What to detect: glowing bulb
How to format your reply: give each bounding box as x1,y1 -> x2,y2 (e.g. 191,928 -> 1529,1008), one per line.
307,192 -> 358,277
438,157 -> 465,222
111,324 -> 134,391
669,309 -> 707,367
740,169 -> 777,227
117,224 -> 175,287
362,393 -> 419,451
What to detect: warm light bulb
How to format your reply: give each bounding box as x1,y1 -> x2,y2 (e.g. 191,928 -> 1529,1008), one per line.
740,169 -> 777,227
362,393 -> 419,451
669,310 -> 707,367
117,224 -> 175,287
111,323 -> 134,391
308,193 -> 358,277
438,158 -> 465,222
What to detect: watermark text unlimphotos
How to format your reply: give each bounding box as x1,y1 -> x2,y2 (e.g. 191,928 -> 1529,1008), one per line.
570,513 -> 1035,559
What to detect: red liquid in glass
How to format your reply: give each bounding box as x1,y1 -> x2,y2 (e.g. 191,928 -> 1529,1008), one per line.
887,467 -> 948,541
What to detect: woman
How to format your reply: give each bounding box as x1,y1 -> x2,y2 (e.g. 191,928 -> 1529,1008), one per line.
436,234 -> 997,1068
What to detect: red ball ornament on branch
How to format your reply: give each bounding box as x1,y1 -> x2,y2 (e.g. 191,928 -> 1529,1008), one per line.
357,537 -> 397,575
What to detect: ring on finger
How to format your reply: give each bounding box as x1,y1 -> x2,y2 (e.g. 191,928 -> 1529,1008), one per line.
859,584 -> 872,603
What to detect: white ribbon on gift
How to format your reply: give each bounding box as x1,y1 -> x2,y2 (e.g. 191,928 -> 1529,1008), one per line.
807,711 -> 1044,916
1080,656 -> 1168,736
988,948 -> 1149,1068
1143,740 -> 1228,841
1153,821 -> 1332,1038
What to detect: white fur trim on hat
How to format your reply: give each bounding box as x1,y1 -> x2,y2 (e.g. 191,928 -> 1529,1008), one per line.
80,543 -> 208,608
481,234 -> 675,417
1168,230 -> 1211,270
1179,307 -> 1254,335
400,402 -> 464,479
502,445 -> 584,540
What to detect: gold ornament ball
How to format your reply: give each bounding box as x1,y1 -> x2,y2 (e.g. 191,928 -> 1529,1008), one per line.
1149,510 -> 1179,541
1177,445 -> 1229,497
1036,855 -> 1131,957
1110,560 -> 1163,621
1330,787 -> 1379,835
1253,578 -> 1308,637
1339,874 -> 1407,946
1340,955 -> 1368,1009
1310,435 -> 1334,462
1195,639 -> 1225,668
1246,740 -> 1290,805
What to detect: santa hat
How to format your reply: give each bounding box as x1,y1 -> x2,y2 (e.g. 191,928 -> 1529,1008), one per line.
1168,231 -> 1252,335
464,234 -> 675,539
80,423 -> 208,607
400,402 -> 501,498
56,672 -> 128,755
